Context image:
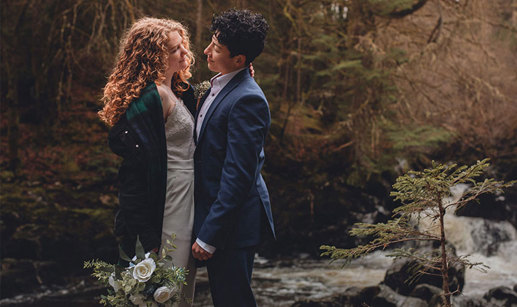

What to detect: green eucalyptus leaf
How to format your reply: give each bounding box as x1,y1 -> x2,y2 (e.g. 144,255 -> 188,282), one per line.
118,245 -> 132,262
135,235 -> 145,259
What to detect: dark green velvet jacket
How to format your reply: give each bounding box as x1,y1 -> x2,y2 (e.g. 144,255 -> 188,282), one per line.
108,82 -> 195,257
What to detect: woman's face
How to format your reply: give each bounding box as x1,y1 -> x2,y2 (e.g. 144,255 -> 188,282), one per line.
165,31 -> 189,76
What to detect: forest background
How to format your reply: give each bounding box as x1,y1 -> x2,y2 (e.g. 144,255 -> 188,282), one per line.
1,0 -> 516,300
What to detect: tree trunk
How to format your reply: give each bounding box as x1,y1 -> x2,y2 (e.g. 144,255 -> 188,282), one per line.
296,36 -> 301,105
195,0 -> 203,50
438,200 -> 451,307
7,68 -> 20,173
279,57 -> 292,142
4,1 -> 30,174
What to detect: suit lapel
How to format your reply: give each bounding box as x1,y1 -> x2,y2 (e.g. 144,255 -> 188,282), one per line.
194,88 -> 211,143
196,88 -> 211,116
197,69 -> 249,144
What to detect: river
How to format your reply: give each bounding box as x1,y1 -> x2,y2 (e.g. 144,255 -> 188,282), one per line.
2,207 -> 516,306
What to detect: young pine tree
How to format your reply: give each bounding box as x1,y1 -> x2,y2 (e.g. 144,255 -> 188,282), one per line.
321,159 -> 515,307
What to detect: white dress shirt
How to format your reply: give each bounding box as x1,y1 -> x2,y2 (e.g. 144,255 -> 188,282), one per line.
196,67 -> 246,142
195,67 -> 246,254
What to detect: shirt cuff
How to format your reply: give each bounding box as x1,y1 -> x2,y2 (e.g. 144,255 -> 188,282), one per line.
196,238 -> 216,254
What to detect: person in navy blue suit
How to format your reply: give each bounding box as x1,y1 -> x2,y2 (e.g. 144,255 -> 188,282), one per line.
191,9 -> 275,306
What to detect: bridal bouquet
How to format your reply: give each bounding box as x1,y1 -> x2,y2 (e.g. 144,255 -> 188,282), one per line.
84,236 -> 186,307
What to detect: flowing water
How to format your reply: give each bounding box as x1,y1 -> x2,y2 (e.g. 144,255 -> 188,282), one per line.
2,183 -> 516,306
418,184 -> 517,297
445,215 -> 517,297
192,252 -> 393,307
194,214 -> 517,306
1,224 -> 515,307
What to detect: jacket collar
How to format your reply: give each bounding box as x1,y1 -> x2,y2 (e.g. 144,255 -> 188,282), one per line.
197,68 -> 250,144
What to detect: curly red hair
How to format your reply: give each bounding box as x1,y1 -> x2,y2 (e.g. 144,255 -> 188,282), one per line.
99,17 -> 194,126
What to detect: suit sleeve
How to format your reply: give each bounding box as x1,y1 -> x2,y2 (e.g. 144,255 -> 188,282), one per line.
197,94 -> 270,247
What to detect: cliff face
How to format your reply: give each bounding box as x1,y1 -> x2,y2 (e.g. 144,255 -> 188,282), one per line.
361,0 -> 517,159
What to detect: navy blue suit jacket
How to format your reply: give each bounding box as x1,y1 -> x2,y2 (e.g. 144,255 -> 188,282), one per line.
193,68 -> 275,250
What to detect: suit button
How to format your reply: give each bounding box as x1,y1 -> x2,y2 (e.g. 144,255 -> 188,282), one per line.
124,130 -> 128,134
135,144 -> 139,148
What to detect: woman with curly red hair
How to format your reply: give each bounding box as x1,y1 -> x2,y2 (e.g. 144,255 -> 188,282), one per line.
99,17 -> 197,306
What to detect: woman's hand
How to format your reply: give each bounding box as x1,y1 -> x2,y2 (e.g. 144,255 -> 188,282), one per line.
249,62 -> 255,78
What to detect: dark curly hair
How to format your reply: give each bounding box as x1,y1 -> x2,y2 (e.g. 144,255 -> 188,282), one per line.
210,9 -> 268,64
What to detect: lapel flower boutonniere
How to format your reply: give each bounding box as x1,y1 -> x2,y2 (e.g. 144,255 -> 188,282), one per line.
193,81 -> 211,110
193,81 -> 211,100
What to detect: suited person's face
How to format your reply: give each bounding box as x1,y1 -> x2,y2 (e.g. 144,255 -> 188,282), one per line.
204,34 -> 246,75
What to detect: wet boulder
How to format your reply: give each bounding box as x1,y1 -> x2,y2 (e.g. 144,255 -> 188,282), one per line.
290,286 -> 380,307
291,285 -> 429,307
452,296 -> 499,307
290,299 -> 343,307
483,286 -> 517,307
371,284 -> 427,307
348,286 -> 380,306
456,188 -> 517,229
0,259 -> 66,298
383,258 -> 464,296
383,241 -> 465,296
465,219 -> 516,256
408,283 -> 442,302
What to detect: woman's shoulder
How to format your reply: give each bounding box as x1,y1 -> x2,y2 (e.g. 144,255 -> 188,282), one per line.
140,82 -> 160,100
126,83 -> 161,118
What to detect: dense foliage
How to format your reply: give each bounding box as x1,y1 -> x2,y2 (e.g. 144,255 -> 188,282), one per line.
1,0 -> 516,297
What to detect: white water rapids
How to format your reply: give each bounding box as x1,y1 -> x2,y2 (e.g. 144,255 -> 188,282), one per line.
192,184 -> 517,306
192,211 -> 517,306
419,184 -> 517,297
1,186 -> 515,306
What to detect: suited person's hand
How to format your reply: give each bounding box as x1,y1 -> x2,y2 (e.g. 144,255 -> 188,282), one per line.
192,241 -> 213,261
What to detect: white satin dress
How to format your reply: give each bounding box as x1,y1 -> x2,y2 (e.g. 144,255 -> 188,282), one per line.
161,96 -> 196,307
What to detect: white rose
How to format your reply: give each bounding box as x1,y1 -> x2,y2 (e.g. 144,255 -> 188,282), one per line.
129,294 -> 146,307
153,286 -> 174,303
132,258 -> 156,282
108,273 -> 121,292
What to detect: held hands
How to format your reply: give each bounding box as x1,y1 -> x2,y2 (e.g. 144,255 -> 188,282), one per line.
192,241 -> 213,261
249,62 -> 255,78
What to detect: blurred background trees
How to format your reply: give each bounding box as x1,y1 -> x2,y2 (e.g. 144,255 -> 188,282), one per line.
1,0 -> 516,297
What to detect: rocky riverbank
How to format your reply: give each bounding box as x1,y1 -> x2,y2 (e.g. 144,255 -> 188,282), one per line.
2,242 -> 516,307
